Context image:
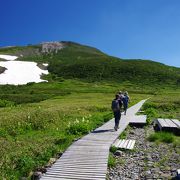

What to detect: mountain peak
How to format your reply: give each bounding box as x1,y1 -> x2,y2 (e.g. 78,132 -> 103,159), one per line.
41,41 -> 65,53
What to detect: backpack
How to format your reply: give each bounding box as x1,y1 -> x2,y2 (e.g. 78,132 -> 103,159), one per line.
123,95 -> 129,105
111,99 -> 120,112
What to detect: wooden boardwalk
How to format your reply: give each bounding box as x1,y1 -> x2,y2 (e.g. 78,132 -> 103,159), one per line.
154,118 -> 180,134
41,100 -> 147,180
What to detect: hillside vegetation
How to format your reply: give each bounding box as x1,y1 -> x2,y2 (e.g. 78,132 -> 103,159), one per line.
0,41 -> 179,85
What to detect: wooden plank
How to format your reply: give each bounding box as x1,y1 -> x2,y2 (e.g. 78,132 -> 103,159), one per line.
47,168 -> 106,172
51,165 -> 107,169
55,159 -> 106,163
53,162 -> 107,166
47,167 -> 106,171
164,119 -> 178,128
126,140 -> 133,149
157,118 -> 169,127
118,139 -> 125,147
171,119 -> 180,128
113,139 -> 136,149
68,145 -> 108,149
42,175 -> 105,180
45,171 -> 106,177
129,115 -> 147,123
41,176 -> 105,180
54,162 -> 106,166
42,173 -> 106,179
65,148 -> 109,152
156,118 -> 168,131
74,142 -> 108,146
60,156 -> 107,159
63,152 -> 108,156
117,140 -> 123,147
128,140 -> 136,149
64,151 -> 108,155
61,155 -> 108,159
121,140 -> 129,148
46,171 -> 106,176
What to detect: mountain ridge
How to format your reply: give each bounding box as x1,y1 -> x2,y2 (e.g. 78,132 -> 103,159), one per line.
0,41 -> 179,85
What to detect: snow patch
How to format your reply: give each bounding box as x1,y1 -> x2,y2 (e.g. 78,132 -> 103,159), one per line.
0,55 -> 18,61
0,61 -> 49,85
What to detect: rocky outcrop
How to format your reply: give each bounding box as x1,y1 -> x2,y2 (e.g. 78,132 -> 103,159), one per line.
41,42 -> 64,53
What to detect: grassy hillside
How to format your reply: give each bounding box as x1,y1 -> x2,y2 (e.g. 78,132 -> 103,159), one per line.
0,41 -> 179,85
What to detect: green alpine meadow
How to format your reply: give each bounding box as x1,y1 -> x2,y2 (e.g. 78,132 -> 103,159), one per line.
0,42 -> 180,179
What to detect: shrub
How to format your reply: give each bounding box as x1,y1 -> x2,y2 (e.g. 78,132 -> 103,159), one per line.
0,99 -> 15,107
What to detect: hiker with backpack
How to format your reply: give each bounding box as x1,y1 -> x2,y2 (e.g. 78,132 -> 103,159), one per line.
111,94 -> 121,131
122,91 -> 130,115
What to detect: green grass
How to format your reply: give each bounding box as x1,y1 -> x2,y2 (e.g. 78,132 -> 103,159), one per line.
147,132 -> 175,143
108,154 -> 116,168
109,146 -> 118,154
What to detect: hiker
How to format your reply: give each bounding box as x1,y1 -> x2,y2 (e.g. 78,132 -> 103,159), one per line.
111,94 -> 121,131
122,91 -> 130,115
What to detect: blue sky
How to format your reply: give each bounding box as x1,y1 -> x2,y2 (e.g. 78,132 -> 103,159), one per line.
1,0 -> 180,67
